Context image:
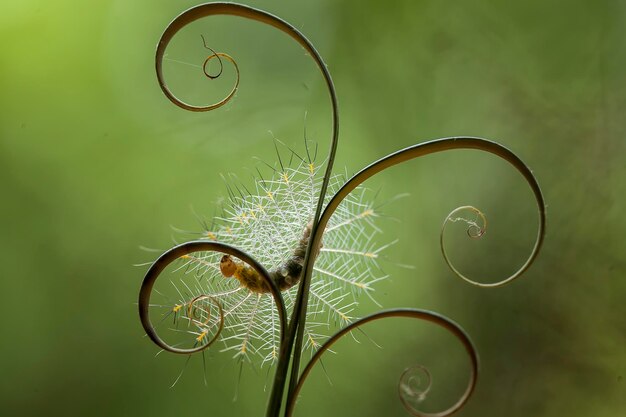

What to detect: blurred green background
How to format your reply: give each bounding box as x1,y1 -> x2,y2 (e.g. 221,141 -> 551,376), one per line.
1,0 -> 624,416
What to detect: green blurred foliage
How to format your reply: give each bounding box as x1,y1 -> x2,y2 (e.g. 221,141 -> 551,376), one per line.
0,0 -> 624,416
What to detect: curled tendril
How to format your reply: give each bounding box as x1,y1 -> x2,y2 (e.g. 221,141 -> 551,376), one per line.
309,138 -> 546,293
440,206 -> 503,287
187,294 -> 221,327
157,25 -> 240,112
199,51 -> 239,109
399,365 -> 433,415
200,34 -> 223,79
138,240 -> 287,354
286,309 -> 479,417
442,206 -> 488,239
187,295 -> 224,347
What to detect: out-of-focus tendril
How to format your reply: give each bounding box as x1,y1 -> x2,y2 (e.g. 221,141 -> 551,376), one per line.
187,294 -> 221,327
285,309 -> 479,417
144,2 -> 546,417
399,365 -> 433,415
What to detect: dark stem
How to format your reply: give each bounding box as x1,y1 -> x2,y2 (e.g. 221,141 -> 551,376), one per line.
285,308 -> 480,417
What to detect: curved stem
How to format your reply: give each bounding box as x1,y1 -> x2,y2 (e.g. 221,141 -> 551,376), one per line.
310,136 -> 546,289
138,240 -> 287,352
286,308 -> 479,417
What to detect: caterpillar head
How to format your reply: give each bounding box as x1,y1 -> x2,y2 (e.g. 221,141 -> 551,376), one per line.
219,255 -> 237,277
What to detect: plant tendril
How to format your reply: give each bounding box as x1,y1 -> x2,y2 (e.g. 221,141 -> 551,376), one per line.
200,35 -> 224,79
157,25 -> 239,112
285,309 -> 479,417
309,138 -> 546,293
440,205 -> 506,287
138,241 -> 286,355
187,294 -> 220,327
399,365 -> 433,415
442,206 -> 487,239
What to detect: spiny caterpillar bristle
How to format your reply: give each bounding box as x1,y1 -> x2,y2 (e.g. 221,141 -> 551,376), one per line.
151,150 -> 390,365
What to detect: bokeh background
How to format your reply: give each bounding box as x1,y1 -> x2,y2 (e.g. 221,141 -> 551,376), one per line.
1,0 -> 624,416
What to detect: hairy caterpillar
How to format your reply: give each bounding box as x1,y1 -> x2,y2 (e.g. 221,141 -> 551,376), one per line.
144,143 -> 390,365
219,221 -> 322,293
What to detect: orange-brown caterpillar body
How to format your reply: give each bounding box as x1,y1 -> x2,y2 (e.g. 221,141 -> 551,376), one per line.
219,221 -> 321,293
